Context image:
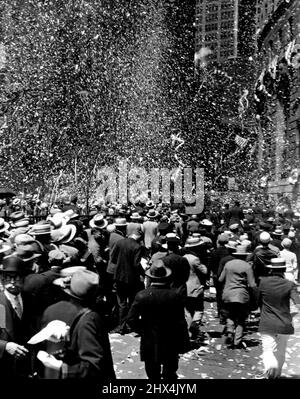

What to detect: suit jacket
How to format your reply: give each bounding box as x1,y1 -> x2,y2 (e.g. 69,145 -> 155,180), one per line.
183,254 -> 207,297
209,246 -> 231,277
258,275 -> 300,334
110,237 -> 144,286
219,259 -> 256,304
246,246 -> 278,283
0,291 -> 31,378
228,206 -> 244,225
23,270 -> 66,336
142,220 -> 158,249
106,230 -> 125,275
163,253 -> 190,297
42,300 -> 116,380
126,285 -> 189,362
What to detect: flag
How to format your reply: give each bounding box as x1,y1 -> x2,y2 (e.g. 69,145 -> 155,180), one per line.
234,134 -> 248,149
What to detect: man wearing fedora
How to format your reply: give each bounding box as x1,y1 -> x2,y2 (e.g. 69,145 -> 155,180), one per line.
22,249 -> 67,336
106,217 -> 127,330
86,214 -> 109,278
37,269 -> 115,379
163,234 -> 190,299
256,258 -> 300,379
126,259 -> 189,380
218,245 -> 256,349
0,255 -> 31,378
110,229 -> 145,334
270,227 -> 284,250
127,212 -> 144,239
183,237 -> 208,345
228,201 -> 244,227
143,209 -> 159,256
209,234 -> 231,319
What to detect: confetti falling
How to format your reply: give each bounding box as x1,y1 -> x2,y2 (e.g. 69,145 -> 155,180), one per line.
0,0 -> 262,201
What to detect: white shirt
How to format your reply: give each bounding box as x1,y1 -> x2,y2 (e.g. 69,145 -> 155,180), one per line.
4,290 -> 23,318
280,249 -> 297,273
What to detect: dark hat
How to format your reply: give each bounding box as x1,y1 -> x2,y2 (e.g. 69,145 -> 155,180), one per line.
145,200 -> 155,209
0,255 -> 28,274
260,221 -> 272,231
293,221 -> 300,229
63,270 -> 99,300
157,236 -> 168,249
145,259 -> 171,280
146,209 -> 159,219
70,194 -> 78,203
158,222 -> 171,234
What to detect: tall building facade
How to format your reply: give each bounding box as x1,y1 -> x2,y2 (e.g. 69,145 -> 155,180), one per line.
195,0 -> 238,62
254,0 -> 300,204
195,0 -> 257,63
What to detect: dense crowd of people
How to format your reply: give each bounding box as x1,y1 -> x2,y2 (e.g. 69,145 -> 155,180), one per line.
0,194 -> 299,380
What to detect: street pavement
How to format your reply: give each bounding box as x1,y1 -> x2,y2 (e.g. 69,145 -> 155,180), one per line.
110,291 -> 300,380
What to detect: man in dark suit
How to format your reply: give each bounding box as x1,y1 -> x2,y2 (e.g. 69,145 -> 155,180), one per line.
162,234 -> 190,298
36,269 -> 115,380
0,255 -> 31,378
110,231 -> 146,333
126,259 -> 189,380
228,201 -> 244,226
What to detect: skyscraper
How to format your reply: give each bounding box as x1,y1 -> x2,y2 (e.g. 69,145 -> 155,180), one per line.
194,0 -> 256,63
195,0 -> 238,63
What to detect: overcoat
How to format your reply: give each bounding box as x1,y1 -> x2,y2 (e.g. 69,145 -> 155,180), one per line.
42,299 -> 116,380
0,291 -> 31,378
126,285 -> 189,362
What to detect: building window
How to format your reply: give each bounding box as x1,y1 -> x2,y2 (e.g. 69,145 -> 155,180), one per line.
221,11 -> 234,19
221,21 -> 233,29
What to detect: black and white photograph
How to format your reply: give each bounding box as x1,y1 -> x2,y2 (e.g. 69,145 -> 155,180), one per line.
0,0 -> 299,393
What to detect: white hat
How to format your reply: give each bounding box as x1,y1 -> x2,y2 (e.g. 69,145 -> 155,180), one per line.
267,258 -> 286,269
200,219 -> 213,226
259,232 -> 271,244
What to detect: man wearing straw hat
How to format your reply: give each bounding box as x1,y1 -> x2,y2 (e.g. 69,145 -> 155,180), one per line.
256,258 -> 300,379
